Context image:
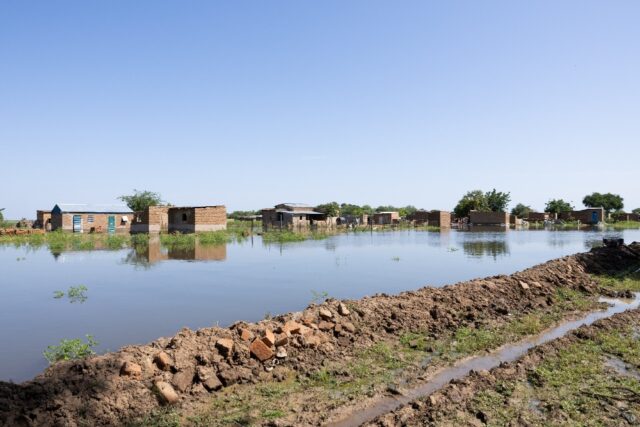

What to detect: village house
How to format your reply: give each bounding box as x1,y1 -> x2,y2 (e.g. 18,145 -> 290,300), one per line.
407,210 -> 451,228
34,210 -> 52,230
468,211 -> 510,226
558,207 -> 605,224
612,212 -> 640,222
50,204 -> 133,233
372,211 -> 400,225
261,203 -> 333,229
524,212 -> 549,222
131,205 -> 227,234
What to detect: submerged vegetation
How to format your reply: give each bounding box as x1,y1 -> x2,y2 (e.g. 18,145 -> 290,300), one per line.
53,285 -> 88,303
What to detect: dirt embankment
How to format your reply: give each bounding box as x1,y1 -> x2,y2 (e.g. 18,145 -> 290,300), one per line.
365,306 -> 640,427
1,243 -> 639,426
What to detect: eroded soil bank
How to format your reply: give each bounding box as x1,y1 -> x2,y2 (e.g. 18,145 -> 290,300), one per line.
1,243 -> 639,426
365,305 -> 640,427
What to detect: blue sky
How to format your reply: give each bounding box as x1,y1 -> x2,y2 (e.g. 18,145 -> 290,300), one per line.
1,1 -> 639,218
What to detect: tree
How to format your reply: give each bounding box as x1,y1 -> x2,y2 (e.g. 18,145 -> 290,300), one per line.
545,199 -> 573,214
118,190 -> 165,212
315,202 -> 340,217
453,190 -> 489,218
0,208 -> 4,222
633,208 -> 640,215
399,205 -> 418,218
339,203 -> 364,217
228,210 -> 258,220
582,192 -> 624,215
485,189 -> 511,212
511,203 -> 533,217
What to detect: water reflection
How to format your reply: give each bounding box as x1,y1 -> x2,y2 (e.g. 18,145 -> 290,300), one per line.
122,237 -> 227,266
462,240 -> 509,259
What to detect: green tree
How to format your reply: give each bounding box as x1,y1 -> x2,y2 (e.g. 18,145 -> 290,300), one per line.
315,202 -> 340,217
633,208 -> 640,215
0,208 -> 4,222
375,205 -> 399,213
511,203 -> 533,217
453,190 -> 488,218
399,205 -> 418,218
118,190 -> 165,212
339,203 -> 364,217
582,192 -> 624,215
545,199 -> 573,214
228,210 -> 258,220
361,205 -> 375,215
485,189 -> 511,212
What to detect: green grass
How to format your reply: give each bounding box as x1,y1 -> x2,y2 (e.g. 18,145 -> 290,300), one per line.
607,220 -> 640,230
465,325 -> 640,426
260,230 -> 308,243
594,268 -> 640,292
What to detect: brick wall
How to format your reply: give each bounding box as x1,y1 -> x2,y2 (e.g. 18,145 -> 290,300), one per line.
469,211 -> 510,225
53,213 -> 133,232
167,206 -> 227,233
428,211 -> 451,228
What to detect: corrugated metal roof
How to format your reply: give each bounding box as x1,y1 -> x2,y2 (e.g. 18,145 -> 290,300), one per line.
276,210 -> 324,215
276,203 -> 314,208
53,204 -> 133,214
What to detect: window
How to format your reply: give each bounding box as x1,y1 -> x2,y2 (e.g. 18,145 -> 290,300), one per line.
300,216 -> 303,220
182,213 -> 187,222
87,215 -> 94,223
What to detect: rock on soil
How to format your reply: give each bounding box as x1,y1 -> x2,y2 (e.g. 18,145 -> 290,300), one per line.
0,243 -> 638,426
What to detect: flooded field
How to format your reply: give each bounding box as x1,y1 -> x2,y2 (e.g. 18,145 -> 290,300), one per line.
2,227 -> 639,382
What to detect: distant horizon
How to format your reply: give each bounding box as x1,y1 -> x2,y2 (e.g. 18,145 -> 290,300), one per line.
2,1 -> 639,218
4,191 -> 637,220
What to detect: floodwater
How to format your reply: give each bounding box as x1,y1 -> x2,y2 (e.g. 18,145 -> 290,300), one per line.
1,227 -> 639,382
326,293 -> 640,427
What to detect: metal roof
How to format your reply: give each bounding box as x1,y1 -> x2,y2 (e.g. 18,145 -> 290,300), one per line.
276,210 -> 324,215
53,204 -> 133,214
276,203 -> 314,208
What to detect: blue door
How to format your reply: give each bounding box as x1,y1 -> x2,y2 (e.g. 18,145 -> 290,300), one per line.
108,216 -> 116,234
72,215 -> 82,233
591,211 -> 598,224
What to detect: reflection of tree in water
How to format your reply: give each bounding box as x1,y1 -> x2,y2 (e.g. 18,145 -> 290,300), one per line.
462,240 -> 509,259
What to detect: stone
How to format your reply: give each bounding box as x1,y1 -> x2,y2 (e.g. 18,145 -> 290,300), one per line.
305,335 -> 323,348
250,338 -> 274,362
154,351 -> 173,371
172,369 -> 194,392
274,333 -> 289,347
283,320 -> 302,335
262,329 -> 276,347
319,308 -> 333,320
342,322 -> 356,333
239,328 -> 253,341
338,303 -> 350,316
218,368 -> 242,386
120,361 -> 142,379
318,321 -> 335,331
215,338 -> 234,357
519,281 -> 530,290
203,375 -> 223,391
276,347 -> 287,359
155,381 -> 179,405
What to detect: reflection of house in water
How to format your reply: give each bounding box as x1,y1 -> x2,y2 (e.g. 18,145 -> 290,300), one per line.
462,239 -> 509,259
130,237 -> 227,265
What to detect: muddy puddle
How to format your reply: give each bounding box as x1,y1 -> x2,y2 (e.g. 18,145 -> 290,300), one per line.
326,293 -> 640,427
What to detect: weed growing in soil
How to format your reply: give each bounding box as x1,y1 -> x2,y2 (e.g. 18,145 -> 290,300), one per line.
43,335 -> 98,363
595,269 -> 640,292
467,325 -> 640,425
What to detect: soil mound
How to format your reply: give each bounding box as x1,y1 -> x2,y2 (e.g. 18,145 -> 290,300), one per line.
1,243 -> 638,426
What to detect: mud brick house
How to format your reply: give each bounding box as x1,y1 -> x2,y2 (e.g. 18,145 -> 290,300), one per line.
468,211 -> 510,226
372,211 -> 400,225
34,210 -> 52,230
524,212 -> 549,222
612,212 -> 640,222
408,210 -> 451,228
132,205 -> 227,233
558,208 -> 605,224
51,204 -> 133,233
261,203 -> 332,229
